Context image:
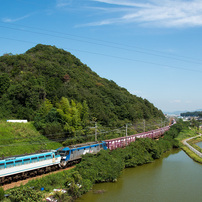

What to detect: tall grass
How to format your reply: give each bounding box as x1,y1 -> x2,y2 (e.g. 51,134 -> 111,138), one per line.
0,120 -> 62,157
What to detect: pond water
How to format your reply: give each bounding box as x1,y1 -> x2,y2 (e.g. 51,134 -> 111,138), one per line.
196,141 -> 202,148
77,149 -> 202,202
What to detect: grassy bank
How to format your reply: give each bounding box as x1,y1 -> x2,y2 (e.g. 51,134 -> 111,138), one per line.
187,135 -> 202,153
181,145 -> 202,163
175,128 -> 202,164
175,128 -> 199,143
0,120 -> 62,158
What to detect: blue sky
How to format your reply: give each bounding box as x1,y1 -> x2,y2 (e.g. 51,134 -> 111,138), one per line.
1,0 -> 202,113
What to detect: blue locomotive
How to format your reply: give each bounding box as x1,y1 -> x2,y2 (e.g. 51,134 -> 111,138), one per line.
57,141 -> 107,167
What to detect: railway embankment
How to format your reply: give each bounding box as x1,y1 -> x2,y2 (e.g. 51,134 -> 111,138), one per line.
0,120 -> 62,158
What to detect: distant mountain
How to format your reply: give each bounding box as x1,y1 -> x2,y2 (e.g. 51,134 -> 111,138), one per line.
164,111 -> 188,115
0,44 -> 164,126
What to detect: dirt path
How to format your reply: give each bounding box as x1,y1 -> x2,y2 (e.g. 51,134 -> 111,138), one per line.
3,166 -> 75,191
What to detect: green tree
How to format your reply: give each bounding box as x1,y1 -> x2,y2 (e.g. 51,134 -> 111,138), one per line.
0,73 -> 10,96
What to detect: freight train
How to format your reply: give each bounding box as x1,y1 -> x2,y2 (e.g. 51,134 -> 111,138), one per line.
0,125 -> 172,185
104,125 -> 170,150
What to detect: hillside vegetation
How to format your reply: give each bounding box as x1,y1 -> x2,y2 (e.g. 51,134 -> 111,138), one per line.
0,44 -> 165,145
0,120 -> 61,158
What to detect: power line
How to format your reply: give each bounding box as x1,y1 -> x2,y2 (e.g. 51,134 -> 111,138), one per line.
0,124 -> 145,147
0,125 -> 125,142
0,121 -> 164,148
1,35 -> 202,74
1,22 -> 202,65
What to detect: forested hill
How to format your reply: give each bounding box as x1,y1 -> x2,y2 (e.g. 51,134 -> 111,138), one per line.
0,44 -> 164,127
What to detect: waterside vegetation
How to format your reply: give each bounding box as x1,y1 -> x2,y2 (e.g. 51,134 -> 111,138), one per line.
2,120 -> 190,202
174,120 -> 202,163
178,129 -> 202,164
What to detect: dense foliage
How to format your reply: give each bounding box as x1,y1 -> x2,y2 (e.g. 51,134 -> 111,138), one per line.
163,119 -> 189,147
181,111 -> 202,117
0,44 -> 164,129
7,186 -> 43,202
33,97 -> 91,143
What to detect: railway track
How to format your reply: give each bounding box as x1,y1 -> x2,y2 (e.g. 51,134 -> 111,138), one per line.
3,166 -> 75,191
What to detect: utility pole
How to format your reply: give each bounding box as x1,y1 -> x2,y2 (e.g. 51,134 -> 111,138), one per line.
143,119 -> 145,132
126,123 -> 128,137
95,122 -> 97,142
126,123 -> 128,146
89,120 -> 98,142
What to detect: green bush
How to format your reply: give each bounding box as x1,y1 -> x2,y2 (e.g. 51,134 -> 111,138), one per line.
7,186 -> 43,202
76,149 -> 124,183
52,191 -> 72,202
0,187 -> 5,201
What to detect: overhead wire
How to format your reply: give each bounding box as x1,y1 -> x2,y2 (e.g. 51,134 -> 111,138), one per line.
0,123 -> 153,147
1,21 -> 202,64
0,125 -> 125,142
1,22 -> 202,72
1,35 -> 202,74
0,125 -> 130,148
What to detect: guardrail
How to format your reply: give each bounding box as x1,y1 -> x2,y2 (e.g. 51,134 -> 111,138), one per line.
182,134 -> 202,158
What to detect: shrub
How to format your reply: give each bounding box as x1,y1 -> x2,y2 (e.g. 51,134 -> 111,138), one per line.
7,186 -> 43,202
0,187 -> 5,201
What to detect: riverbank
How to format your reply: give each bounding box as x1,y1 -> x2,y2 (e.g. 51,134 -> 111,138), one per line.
177,129 -> 202,164
182,142 -> 202,164
77,149 -> 202,202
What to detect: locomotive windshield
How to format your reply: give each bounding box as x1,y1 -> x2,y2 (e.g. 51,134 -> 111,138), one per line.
58,151 -> 69,156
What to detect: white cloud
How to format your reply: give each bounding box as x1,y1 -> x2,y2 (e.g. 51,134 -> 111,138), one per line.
86,0 -> 202,27
56,0 -> 72,8
170,100 -> 181,103
2,14 -> 31,23
185,100 -> 192,104
92,0 -> 152,8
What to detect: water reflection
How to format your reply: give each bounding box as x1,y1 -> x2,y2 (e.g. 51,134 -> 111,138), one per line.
77,149 -> 202,202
